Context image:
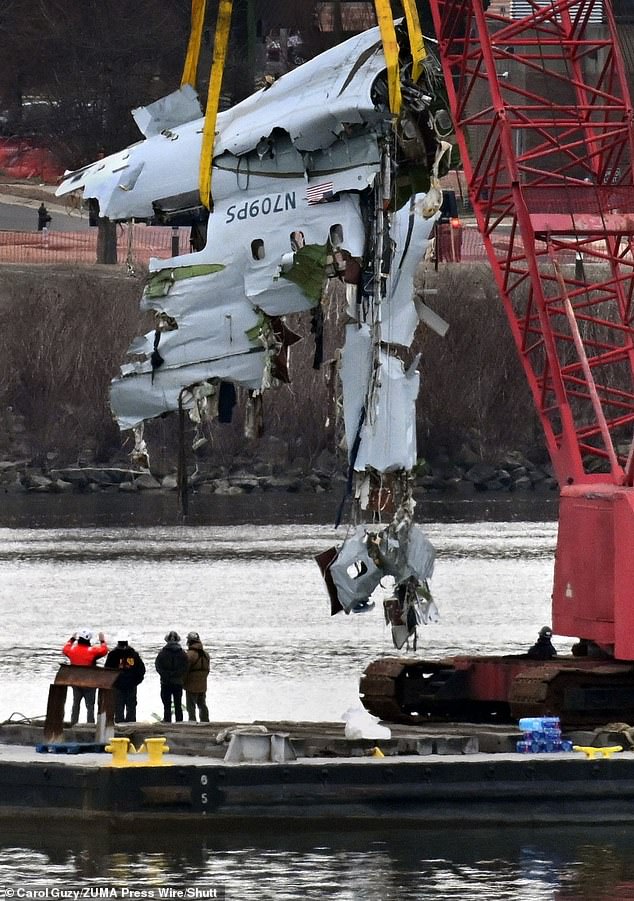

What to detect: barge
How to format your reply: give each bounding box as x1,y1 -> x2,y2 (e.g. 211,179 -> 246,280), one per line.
1,720 -> 634,830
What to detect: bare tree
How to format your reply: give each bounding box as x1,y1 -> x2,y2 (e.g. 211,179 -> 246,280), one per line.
0,1 -> 191,166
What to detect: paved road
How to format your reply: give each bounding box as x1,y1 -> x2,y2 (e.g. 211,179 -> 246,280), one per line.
0,198 -> 93,232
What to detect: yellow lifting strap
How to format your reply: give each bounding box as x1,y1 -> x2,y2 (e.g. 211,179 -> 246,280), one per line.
374,0 -> 402,115
199,0 -> 233,210
181,0 -> 208,88
401,0 -> 427,83
373,1 -> 427,113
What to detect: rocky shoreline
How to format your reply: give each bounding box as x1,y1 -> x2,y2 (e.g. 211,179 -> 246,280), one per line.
0,448 -> 559,497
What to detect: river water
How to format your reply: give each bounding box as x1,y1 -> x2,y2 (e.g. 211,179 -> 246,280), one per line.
1,492 -> 632,900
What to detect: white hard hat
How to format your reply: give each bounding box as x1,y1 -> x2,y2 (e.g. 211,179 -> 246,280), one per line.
78,628 -> 93,641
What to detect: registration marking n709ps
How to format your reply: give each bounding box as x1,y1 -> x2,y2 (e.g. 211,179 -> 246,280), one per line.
225,192 -> 297,223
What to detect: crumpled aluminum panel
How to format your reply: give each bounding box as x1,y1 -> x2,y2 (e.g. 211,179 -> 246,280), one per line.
132,84 -> 202,138
55,27 -> 387,221
329,525 -> 383,613
382,196 -> 436,347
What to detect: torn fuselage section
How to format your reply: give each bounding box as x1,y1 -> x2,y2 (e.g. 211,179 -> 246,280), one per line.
56,23 -> 452,649
311,34 -> 452,649
318,183 -> 443,649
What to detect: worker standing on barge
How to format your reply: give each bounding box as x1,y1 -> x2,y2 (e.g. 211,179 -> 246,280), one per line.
62,628 -> 109,724
105,634 -> 146,723
184,631 -> 210,723
155,631 -> 188,723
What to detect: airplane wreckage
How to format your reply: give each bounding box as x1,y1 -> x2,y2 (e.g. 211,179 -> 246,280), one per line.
57,20 -> 454,650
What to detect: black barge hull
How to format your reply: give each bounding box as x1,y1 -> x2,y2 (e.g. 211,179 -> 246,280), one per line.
3,750 -> 634,830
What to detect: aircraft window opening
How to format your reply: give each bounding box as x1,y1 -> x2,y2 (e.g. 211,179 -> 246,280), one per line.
330,224 -> 344,246
290,230 -> 305,251
236,156 -> 250,191
251,239 -> 265,260
347,561 -> 368,580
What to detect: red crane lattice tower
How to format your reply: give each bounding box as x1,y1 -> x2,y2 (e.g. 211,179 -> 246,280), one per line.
428,0 -> 634,656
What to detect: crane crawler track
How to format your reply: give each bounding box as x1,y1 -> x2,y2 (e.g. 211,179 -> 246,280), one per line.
361,657 -> 634,728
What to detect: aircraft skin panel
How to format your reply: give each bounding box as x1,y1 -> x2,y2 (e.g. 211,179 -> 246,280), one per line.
111,351 -> 265,431
355,350 -> 420,473
214,30 -> 386,154
382,196 -> 436,346
58,120 -> 202,221
131,83 -> 202,138
340,324 -> 374,458
340,324 -> 420,474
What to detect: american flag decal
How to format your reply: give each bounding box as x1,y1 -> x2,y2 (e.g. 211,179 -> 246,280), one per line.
306,181 -> 334,204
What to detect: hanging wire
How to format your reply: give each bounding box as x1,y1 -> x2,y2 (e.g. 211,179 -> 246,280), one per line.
177,391 -> 189,519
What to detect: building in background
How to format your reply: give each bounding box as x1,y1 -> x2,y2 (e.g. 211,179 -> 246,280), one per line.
508,0 -> 603,20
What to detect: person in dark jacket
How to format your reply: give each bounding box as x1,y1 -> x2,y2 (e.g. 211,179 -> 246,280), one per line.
37,203 -> 52,231
527,626 -> 557,660
105,634 -> 146,722
154,631 -> 188,722
184,631 -> 210,723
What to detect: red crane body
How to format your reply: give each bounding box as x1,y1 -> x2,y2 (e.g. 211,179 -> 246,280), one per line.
361,0 -> 634,724
428,0 -> 634,656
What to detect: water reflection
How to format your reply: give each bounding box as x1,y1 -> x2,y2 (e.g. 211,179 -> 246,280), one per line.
0,521 -> 558,565
1,826 -> 634,899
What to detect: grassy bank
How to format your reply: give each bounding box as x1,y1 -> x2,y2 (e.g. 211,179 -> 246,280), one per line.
0,262 -> 542,475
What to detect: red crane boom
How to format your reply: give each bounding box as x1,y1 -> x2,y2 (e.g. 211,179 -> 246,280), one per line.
428,0 -> 634,657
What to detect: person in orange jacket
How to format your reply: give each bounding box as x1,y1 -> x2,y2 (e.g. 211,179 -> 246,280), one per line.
62,628 -> 108,725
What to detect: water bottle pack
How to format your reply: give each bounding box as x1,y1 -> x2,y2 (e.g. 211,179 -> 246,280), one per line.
516,716 -> 573,753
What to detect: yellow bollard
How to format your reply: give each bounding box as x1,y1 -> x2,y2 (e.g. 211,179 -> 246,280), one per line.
573,745 -> 623,760
137,736 -> 171,767
105,737 -> 133,767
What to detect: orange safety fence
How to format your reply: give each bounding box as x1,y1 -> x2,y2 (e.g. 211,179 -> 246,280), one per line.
435,224 -> 604,264
458,225 -> 487,261
1,223 -> 492,267
0,223 -> 601,268
0,224 -> 191,266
